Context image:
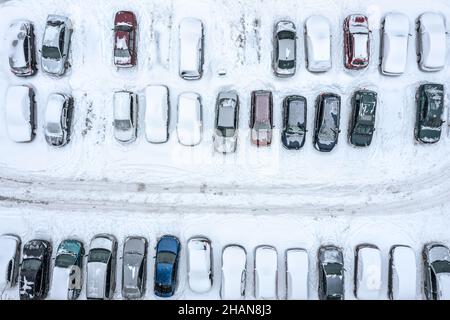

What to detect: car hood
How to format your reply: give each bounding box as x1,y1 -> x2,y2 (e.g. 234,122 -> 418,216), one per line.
114,127 -> 135,143
87,262 -> 107,299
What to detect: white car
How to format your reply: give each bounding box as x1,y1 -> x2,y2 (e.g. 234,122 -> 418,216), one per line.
0,234 -> 21,288
113,91 -> 138,143
417,13 -> 446,72
254,245 -> 278,300
305,15 -> 332,72
187,237 -> 212,293
144,85 -> 169,144
220,245 -> 246,300
44,93 -> 74,147
381,13 -> 410,75
354,245 -> 382,299
5,85 -> 36,143
285,249 -> 308,300
177,92 -> 202,146
388,245 -> 417,300
179,18 -> 204,80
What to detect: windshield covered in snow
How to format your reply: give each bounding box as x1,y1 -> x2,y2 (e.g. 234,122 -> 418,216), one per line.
114,48 -> 130,58
115,119 -> 132,130
88,249 -> 110,263
42,45 -> 61,60
46,122 -> 62,135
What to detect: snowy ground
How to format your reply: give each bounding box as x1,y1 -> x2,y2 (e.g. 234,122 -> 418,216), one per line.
0,0 -> 449,300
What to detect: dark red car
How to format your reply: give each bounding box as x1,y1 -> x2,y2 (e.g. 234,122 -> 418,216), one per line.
114,11 -> 137,67
250,91 -> 273,147
344,14 -> 370,70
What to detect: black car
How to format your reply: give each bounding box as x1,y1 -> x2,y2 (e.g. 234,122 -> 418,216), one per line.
282,95 -> 307,150
415,84 -> 444,144
318,245 -> 344,300
314,93 -> 341,152
349,90 -> 377,147
423,243 -> 450,300
19,240 -> 52,300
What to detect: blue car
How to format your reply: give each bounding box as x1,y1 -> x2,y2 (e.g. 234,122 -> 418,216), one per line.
154,235 -> 181,297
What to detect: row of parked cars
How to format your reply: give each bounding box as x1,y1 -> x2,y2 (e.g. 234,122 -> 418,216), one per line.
7,11 -> 447,78
1,234 -> 449,300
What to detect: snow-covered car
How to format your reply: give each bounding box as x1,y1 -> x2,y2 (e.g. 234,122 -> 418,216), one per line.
114,11 -> 137,68
179,18 -> 204,80
305,15 -> 332,72
44,93 -> 74,147
144,85 -> 170,144
213,90 -> 239,153
423,243 -> 450,300
314,93 -> 341,152
254,245 -> 278,299
86,234 -> 118,300
381,13 -> 410,76
50,239 -> 84,300
282,95 -> 307,150
187,237 -> 212,293
349,89 -> 377,147
344,14 -> 370,70
415,83 -> 444,144
122,236 -> 147,299
417,13 -> 446,72
388,245 -> 417,300
113,91 -> 138,144
41,15 -> 73,76
8,20 -> 36,77
273,20 -> 296,77
0,234 -> 21,289
354,245 -> 382,299
250,90 -> 273,147
220,245 -> 247,300
318,245 -> 344,300
5,85 -> 36,143
177,92 -> 203,146
285,248 -> 308,300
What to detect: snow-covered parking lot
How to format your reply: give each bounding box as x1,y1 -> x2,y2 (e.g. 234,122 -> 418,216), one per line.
0,0 -> 450,300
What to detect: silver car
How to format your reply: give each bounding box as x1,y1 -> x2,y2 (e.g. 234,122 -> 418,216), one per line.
8,20 -> 36,77
86,234 -> 118,300
213,91 -> 239,154
113,91 -> 138,144
0,234 -> 21,288
273,21 -> 296,77
423,243 -> 450,300
44,93 -> 74,147
122,236 -> 147,299
41,15 -> 73,76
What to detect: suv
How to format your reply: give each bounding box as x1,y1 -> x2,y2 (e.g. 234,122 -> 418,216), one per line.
213,90 -> 239,153
273,21 -> 296,77
314,93 -> 341,152
8,20 -> 36,77
114,11 -> 137,68
415,83 -> 444,144
344,14 -> 370,70
349,90 -> 377,147
250,91 -> 273,147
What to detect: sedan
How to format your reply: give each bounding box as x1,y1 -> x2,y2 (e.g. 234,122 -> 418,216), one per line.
213,90 -> 240,153
250,90 -> 273,147
220,245 -> 247,300
144,85 -> 170,144
286,249 -> 309,300
344,14 -> 370,70
273,21 -> 296,77
122,236 -> 147,299
44,93 -> 74,147
114,11 -> 137,68
6,85 -> 36,143
318,245 -> 344,300
349,90 -> 377,147
41,15 -> 73,76
8,20 -> 36,77
305,15 -> 332,72
354,245 -> 382,300
282,95 -> 307,150
417,13 -> 446,72
314,93 -> 341,152
113,91 -> 138,144
19,240 -> 52,300
177,92 -> 203,146
423,243 -> 450,300
381,13 -> 410,75
179,18 -> 204,80
0,234 -> 21,288
154,235 -> 181,298
388,245 -> 417,300
254,245 -> 278,300
187,237 -> 212,293
415,83 -> 444,144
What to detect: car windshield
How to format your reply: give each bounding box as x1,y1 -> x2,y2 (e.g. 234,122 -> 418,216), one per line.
324,263 -> 343,275
115,25 -> 132,32
255,121 -> 271,131
278,30 -> 295,40
42,45 -> 61,60
278,59 -> 295,69
115,119 -> 132,130
46,122 -> 62,135
55,253 -> 77,268
157,252 -> 176,264
432,261 -> 450,274
22,258 -> 41,272
354,124 -> 373,135
88,248 -> 110,263
217,104 -> 236,137
114,48 -> 130,58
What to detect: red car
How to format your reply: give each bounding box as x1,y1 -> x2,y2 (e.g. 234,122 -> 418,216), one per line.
114,11 -> 137,67
343,14 -> 370,70
250,91 -> 273,147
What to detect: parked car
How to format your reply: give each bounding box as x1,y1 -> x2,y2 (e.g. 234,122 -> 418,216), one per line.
285,248 -> 308,300
113,91 -> 138,143
381,13 -> 410,75
50,239 -> 84,300
305,15 -> 332,72
388,245 -> 417,300
122,236 -> 147,299
179,18 -> 204,80
5,85 -> 36,143
415,83 -> 444,144
250,90 -> 273,147
282,95 -> 307,150
314,93 -> 341,152
19,240 -> 52,300
349,90 -> 377,147
41,15 -> 73,76
220,245 -> 247,300
254,245 -> 278,299
154,235 -> 181,298
423,243 -> 450,300
273,21 -> 296,77
8,20 -> 36,77
213,90 -> 240,153
145,85 -> 170,144
187,237 -> 212,293
44,93 -> 74,147
344,14 -> 370,70
318,245 -> 344,300
354,245 -> 382,299
114,11 -> 137,68
0,234 -> 21,288
86,234 -> 118,300
177,92 -> 203,146
417,13 -> 446,72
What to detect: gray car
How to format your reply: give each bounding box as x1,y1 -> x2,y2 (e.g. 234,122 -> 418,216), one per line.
423,243 -> 450,300
213,91 -> 239,154
318,245 -> 344,300
41,15 -> 73,77
122,236 -> 147,299
273,21 -> 296,77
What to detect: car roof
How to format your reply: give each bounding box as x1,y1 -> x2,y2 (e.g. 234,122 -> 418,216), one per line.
114,91 -> 134,121
45,94 -> 66,124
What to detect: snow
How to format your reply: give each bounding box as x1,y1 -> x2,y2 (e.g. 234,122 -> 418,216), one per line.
254,246 -> 278,299
390,246 -> 417,300
45,94 -> 64,125
86,262 -> 107,299
5,85 -> 33,142
144,85 -> 169,143
113,91 -> 132,121
355,246 -> 382,299
286,249 -> 308,300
